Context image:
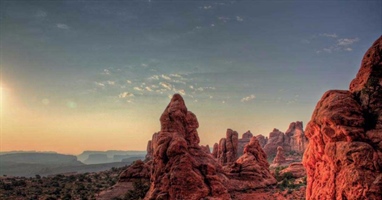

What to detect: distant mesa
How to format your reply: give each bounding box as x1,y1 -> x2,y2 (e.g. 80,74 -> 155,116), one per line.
303,36 -> 382,199
77,150 -> 146,164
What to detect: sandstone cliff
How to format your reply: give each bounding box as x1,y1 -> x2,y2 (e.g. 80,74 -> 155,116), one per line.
303,36 -> 382,200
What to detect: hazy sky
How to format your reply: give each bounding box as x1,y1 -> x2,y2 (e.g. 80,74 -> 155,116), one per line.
1,0 -> 381,154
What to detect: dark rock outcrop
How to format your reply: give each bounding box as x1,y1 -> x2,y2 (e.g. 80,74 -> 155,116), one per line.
303,36 -> 382,200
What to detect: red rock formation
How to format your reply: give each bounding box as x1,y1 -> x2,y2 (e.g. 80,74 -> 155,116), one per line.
273,146 -> 286,165
225,137 -> 276,191
237,131 -> 253,157
217,129 -> 239,165
284,121 -> 308,153
145,94 -> 230,200
263,129 -> 290,156
255,134 -> 268,148
145,140 -> 153,161
119,160 -> 151,182
212,142 -> 218,158
303,36 -> 382,200
280,162 -> 306,178
201,144 -> 211,154
145,132 -> 159,161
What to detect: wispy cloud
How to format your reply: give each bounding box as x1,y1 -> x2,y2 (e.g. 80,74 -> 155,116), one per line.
241,94 -> 256,102
161,74 -> 171,81
133,87 -> 143,91
56,23 -> 69,30
159,82 -> 172,90
337,38 -> 359,46
236,16 -> 244,22
306,33 -> 359,54
118,92 -> 134,98
145,86 -> 153,92
319,33 -> 338,38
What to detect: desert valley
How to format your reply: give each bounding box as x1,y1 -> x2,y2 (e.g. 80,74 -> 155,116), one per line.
1,36 -> 381,200
1,1 -> 381,200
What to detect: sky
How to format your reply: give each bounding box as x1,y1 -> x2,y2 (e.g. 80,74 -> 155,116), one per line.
0,0 -> 381,155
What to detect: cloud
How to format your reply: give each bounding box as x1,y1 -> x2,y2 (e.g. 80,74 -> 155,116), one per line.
202,5 -> 212,10
319,33 -> 338,38
337,38 -> 359,46
149,75 -> 159,80
56,23 -> 69,30
241,94 -> 256,102
159,82 -> 172,90
174,89 -> 186,96
102,69 -> 110,75
133,87 -> 143,91
161,74 -> 171,81
119,92 -> 134,98
126,80 -> 132,84
169,74 -> 183,78
95,82 -> 105,87
107,81 -> 115,85
311,34 -> 359,54
36,10 -> 47,18
145,86 -> 153,92
236,16 -> 244,22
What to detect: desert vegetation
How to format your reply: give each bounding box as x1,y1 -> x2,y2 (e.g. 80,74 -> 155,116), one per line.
0,166 -> 128,200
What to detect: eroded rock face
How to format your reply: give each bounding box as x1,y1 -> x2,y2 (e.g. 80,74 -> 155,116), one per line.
145,94 -> 230,200
237,131 -> 254,157
280,162 -> 306,178
119,160 -> 151,182
273,146 -> 286,165
217,129 -> 239,165
263,129 -> 290,156
225,137 -> 277,191
201,145 -> 211,154
212,143 -> 218,158
284,121 -> 308,153
303,36 -> 382,200
255,134 -> 268,148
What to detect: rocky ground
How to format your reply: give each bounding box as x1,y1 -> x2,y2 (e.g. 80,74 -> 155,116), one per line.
0,166 -> 127,200
0,162 -> 306,200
